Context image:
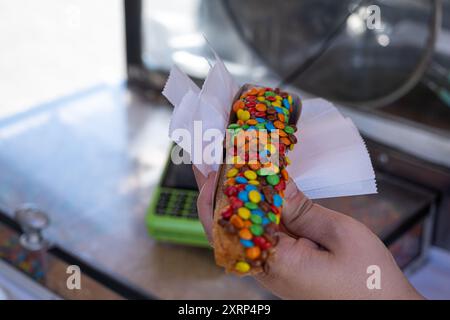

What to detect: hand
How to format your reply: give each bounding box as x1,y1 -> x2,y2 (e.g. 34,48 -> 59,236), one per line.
193,166 -> 423,300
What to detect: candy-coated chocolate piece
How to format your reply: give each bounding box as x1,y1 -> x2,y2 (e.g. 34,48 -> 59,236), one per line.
237,207 -> 251,220
251,209 -> 264,216
248,180 -> 259,185
237,109 -> 250,121
230,197 -> 244,209
248,190 -> 261,203
266,174 -> 280,186
230,214 -> 245,229
267,212 -> 277,223
246,246 -> 261,260
245,202 -> 258,210
250,214 -> 262,224
226,168 -> 238,178
245,185 -> 258,192
240,240 -> 254,248
239,228 -> 253,240
273,194 -> 283,207
235,176 -> 248,184
250,224 -> 264,236
243,170 -> 257,180
238,191 -> 249,202
235,261 -> 251,273
284,126 -> 294,134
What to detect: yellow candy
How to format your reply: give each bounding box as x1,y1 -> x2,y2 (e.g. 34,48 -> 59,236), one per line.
226,168 -> 238,178
244,170 -> 257,180
235,261 -> 251,273
237,109 -> 250,121
237,207 -> 251,220
257,96 -> 265,102
248,180 -> 259,186
248,190 -> 261,203
275,214 -> 280,225
266,144 -> 276,154
272,101 -> 281,107
288,95 -> 293,104
285,156 -> 291,165
276,95 -> 283,101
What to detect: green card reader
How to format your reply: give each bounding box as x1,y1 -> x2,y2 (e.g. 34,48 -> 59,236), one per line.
146,146 -> 209,247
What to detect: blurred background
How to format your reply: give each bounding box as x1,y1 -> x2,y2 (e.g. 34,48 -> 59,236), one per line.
0,0 -> 449,299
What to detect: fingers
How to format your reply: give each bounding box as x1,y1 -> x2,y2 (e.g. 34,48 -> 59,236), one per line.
196,171 -> 217,244
282,180 -> 350,253
192,165 -> 208,189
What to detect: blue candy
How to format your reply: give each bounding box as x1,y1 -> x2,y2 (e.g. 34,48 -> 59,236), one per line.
235,176 -> 248,184
251,209 -> 264,217
283,98 -> 290,109
274,107 -> 283,114
238,191 -> 249,202
240,239 -> 254,248
273,194 -> 283,207
265,121 -> 275,131
262,217 -> 270,226
245,185 -> 258,192
256,117 -> 265,123
247,126 -> 256,131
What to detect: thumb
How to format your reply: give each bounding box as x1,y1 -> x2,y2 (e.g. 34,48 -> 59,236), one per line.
196,171 -> 217,245
282,181 -> 348,253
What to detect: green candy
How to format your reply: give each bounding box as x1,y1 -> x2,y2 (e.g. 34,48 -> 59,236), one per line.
255,123 -> 266,130
242,124 -> 249,130
263,100 -> 272,107
250,214 -> 262,224
264,91 -> 275,97
284,126 -> 294,134
245,202 -> 258,210
266,174 -> 280,186
228,124 -> 240,129
250,224 -> 264,236
268,212 -> 277,223
256,168 -> 271,176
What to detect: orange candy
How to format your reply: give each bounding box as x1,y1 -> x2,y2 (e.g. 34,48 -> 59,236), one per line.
224,178 -> 235,186
274,120 -> 285,129
255,104 -> 267,112
239,228 -> 253,240
246,119 -> 258,126
249,162 -> 261,170
257,88 -> 266,96
246,246 -> 261,260
243,220 -> 252,228
278,130 -> 287,137
248,87 -> 259,96
281,137 -> 291,145
277,113 -> 285,122
233,100 -> 245,112
281,169 -> 289,181
230,215 -> 245,229
237,120 -> 245,126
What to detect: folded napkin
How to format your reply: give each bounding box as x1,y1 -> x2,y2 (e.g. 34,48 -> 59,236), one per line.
162,57 -> 376,199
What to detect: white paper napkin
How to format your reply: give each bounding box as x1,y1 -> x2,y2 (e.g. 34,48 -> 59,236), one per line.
162,59 -> 377,199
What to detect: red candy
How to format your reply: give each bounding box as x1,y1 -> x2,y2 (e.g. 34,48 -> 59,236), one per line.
255,111 -> 266,117
221,206 -> 233,219
224,186 -> 238,197
271,205 -> 280,215
230,197 -> 244,209
274,180 -> 286,192
253,236 -> 266,248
